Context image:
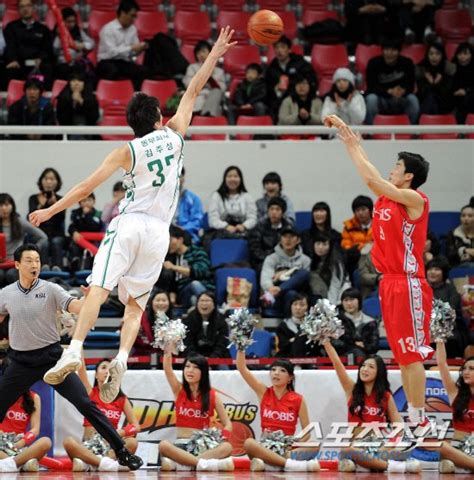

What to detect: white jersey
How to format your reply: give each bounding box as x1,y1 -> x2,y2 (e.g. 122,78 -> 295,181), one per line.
119,126 -> 184,224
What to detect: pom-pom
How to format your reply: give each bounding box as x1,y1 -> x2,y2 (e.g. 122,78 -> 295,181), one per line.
152,312 -> 187,354
185,428 -> 223,456
260,429 -> 294,456
0,433 -> 20,457
59,310 -> 76,337
300,299 -> 344,345
83,434 -> 110,456
430,299 -> 456,342
226,308 -> 259,351
459,434 -> 474,457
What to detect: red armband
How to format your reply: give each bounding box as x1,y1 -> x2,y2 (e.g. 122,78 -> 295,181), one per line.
23,431 -> 37,445
123,424 -> 138,437
222,429 -> 231,440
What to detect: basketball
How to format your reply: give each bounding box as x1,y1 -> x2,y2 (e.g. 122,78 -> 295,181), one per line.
247,10 -> 284,46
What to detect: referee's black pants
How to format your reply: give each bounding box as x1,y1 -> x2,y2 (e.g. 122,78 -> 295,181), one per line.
0,342 -> 125,452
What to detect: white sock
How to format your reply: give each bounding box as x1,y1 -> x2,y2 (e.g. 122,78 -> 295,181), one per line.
197,459 -> 219,471
115,349 -> 129,364
284,459 -> 307,472
99,457 -> 119,472
408,406 -> 425,424
68,339 -> 83,354
0,457 -> 18,472
387,460 -> 406,473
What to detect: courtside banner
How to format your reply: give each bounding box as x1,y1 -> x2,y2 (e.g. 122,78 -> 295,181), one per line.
53,370 -> 457,457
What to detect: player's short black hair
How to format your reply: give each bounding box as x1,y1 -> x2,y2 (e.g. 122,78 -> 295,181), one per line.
398,152 -> 430,190
126,93 -> 162,138
14,244 -> 40,262
117,0 -> 139,15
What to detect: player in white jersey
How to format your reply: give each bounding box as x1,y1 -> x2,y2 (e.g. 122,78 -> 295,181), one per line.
29,27 -> 237,402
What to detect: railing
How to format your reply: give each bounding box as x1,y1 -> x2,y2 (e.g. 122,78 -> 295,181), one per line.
0,124 -> 473,141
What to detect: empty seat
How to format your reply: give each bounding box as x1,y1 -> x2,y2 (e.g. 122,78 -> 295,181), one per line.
86,0 -> 119,10
216,11 -> 251,42
141,79 -> 177,110
173,11 -> 211,44
362,296 -> 381,319
50,79 -> 68,106
256,0 -> 288,11
190,116 -> 228,140
136,0 -> 160,11
210,239 -> 249,266
135,10 -> 168,40
96,79 -> 134,116
88,10 -> 116,41
311,44 -> 349,82
435,9 -> 472,42
6,79 -> 25,107
180,43 -> 195,63
212,0 -> 246,12
355,44 -> 382,78
400,44 -> 426,65
302,9 -> 338,26
276,10 -> 298,39
99,115 -> 134,141
299,0 -> 332,10
170,0 -> 205,12
373,114 -> 411,140
223,44 -> 261,80
419,114 -> 457,139
236,115 -> 273,140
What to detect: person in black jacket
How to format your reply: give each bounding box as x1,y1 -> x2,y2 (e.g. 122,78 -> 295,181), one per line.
332,287 -> 379,357
451,43 -> 474,124
264,35 -> 317,119
56,72 -> 100,137
365,38 -> 419,124
7,78 -> 55,140
182,292 -> 230,363
426,257 -> 469,358
228,63 -> 267,124
3,0 -> 54,89
248,197 -> 291,272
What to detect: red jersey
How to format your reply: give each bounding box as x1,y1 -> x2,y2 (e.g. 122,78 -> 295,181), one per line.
0,392 -> 35,434
175,388 -> 216,429
260,387 -> 302,436
452,395 -> 474,433
83,387 -> 126,429
347,390 -> 390,424
371,191 -> 429,277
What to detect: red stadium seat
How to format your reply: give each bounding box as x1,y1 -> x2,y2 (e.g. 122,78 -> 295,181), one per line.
180,43 -> 195,63
276,11 -> 298,40
99,115 -> 134,141
51,79 -> 68,106
466,114 -> 474,139
400,44 -> 426,65
223,45 -> 261,80
212,0 -> 246,12
317,77 -> 333,96
96,79 -> 134,116
88,10 -> 116,41
440,0 -> 460,8
256,0 -> 288,10
373,114 -> 411,140
355,44 -> 382,78
265,43 -> 303,64
435,9 -> 472,42
0,234 -> 15,270
86,0 -> 119,10
136,0 -> 161,11
311,44 -> 349,81
445,42 -> 459,62
191,115 -> 228,140
419,114 -> 457,139
216,11 -> 251,43
228,77 -> 240,101
6,80 -> 25,108
1,9 -> 20,27
135,11 -> 168,40
302,10 -> 338,26
235,115 -> 273,140
141,79 -> 177,109
299,0 -> 332,11
174,11 -> 211,44
170,0 -> 205,12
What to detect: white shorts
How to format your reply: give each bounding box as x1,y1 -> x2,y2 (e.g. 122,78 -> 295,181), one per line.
88,213 -> 170,310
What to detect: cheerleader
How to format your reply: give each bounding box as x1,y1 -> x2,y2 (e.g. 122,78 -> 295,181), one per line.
0,391 -> 51,472
323,340 -> 421,473
63,358 -> 140,472
435,342 -> 474,473
159,347 -> 234,471
236,349 -> 320,472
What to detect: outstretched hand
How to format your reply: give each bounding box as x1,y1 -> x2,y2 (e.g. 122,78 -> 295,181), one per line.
324,114 -> 361,148
29,208 -> 52,227
211,26 -> 238,58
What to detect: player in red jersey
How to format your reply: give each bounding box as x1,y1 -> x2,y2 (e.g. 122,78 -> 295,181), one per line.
236,350 -> 320,472
325,114 -> 432,427
434,342 -> 474,473
0,391 -> 51,472
63,358 -> 140,472
159,349 -> 234,471
323,341 -> 421,473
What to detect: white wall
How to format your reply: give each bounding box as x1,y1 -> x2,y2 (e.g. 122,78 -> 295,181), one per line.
0,139 -> 472,228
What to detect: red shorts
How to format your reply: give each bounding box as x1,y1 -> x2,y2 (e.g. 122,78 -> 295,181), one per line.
379,275 -> 434,365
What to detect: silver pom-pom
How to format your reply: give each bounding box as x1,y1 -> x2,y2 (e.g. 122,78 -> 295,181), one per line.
0,433 -> 20,457
226,308 -> 259,351
152,312 -> 187,354
300,299 -> 344,345
83,434 -> 110,456
430,299 -> 456,342
185,428 -> 223,456
459,435 -> 474,457
260,430 -> 294,457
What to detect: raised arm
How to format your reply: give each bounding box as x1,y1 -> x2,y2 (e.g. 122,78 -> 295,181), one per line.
78,356 -> 93,395
236,350 -> 267,400
163,349 -> 182,398
436,341 -> 458,404
322,340 -> 355,399
167,27 -> 236,137
324,115 -> 424,210
29,145 -> 130,227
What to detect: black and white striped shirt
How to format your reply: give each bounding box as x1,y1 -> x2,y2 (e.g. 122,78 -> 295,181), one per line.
0,279 -> 73,351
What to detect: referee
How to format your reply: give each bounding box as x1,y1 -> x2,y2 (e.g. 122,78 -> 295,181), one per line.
0,244 -> 142,470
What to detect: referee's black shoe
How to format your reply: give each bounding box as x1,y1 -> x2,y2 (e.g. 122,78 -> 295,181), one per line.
116,448 -> 143,470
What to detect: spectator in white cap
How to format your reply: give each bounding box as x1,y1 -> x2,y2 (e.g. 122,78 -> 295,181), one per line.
321,67 -> 366,125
